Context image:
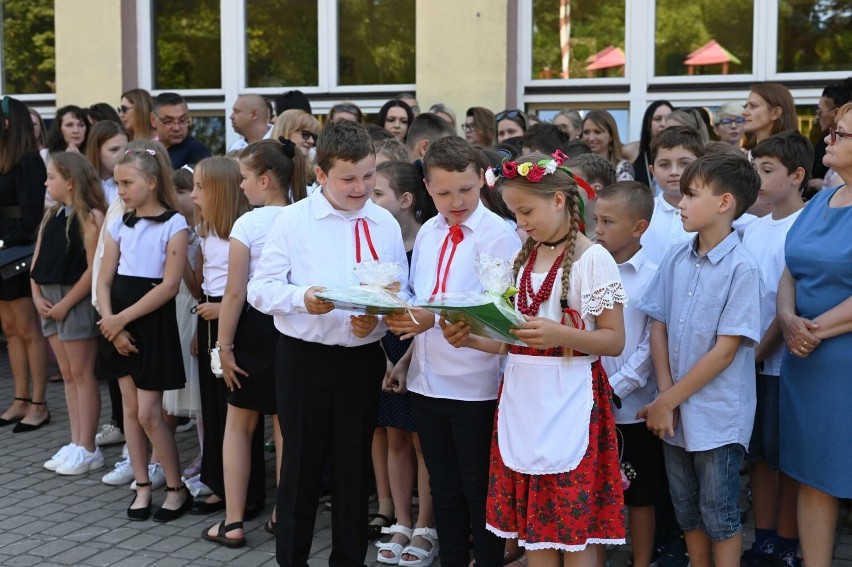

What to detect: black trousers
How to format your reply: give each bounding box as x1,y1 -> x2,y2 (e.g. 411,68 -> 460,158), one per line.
410,393 -> 504,567
197,313 -> 266,505
275,334 -> 384,567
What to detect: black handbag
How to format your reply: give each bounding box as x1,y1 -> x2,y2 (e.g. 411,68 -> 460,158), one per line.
0,243 -> 35,280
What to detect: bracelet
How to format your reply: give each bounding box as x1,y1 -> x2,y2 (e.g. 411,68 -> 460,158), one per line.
215,341 -> 234,352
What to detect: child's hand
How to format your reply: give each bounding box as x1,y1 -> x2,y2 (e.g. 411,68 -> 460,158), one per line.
98,313 -> 127,342
220,349 -> 248,391
304,286 -> 334,315
439,316 -> 472,348
383,359 -> 408,394
46,300 -> 70,322
385,309 -> 435,340
195,302 -> 221,321
510,315 -> 565,350
637,398 -> 677,439
33,296 -> 53,319
350,314 -> 379,338
113,331 -> 138,357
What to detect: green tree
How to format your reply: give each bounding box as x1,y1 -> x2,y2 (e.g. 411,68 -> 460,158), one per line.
338,0 -> 415,86
1,0 -> 55,94
246,0 -> 319,87
152,0 -> 221,89
777,0 -> 852,73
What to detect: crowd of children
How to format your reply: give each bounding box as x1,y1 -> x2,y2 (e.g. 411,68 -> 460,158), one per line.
0,79 -> 849,567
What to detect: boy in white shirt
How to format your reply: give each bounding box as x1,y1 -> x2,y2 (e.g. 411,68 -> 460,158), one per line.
247,121 -> 408,567
386,137 -> 521,567
594,181 -> 660,567
741,131 -> 812,567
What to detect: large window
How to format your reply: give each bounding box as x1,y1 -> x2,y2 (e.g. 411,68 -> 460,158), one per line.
1,0 -> 55,94
777,0 -> 851,73
531,0 -> 626,80
655,0 -> 753,77
246,0 -> 319,87
337,0 -> 416,86
152,0 -> 221,89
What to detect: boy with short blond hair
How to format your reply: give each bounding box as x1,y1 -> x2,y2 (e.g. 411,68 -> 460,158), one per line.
638,154 -> 763,567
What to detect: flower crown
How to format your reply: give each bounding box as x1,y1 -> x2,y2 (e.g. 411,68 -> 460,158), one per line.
484,150 -> 597,201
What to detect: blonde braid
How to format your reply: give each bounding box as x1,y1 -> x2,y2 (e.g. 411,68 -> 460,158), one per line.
559,188 -> 582,306
512,235 -> 537,283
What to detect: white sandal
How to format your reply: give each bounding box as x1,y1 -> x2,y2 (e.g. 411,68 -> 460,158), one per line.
398,527 -> 438,567
375,523 -> 413,565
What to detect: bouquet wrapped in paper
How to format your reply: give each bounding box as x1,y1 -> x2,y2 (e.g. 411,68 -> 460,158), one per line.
315,260 -> 415,318
421,254 -> 525,345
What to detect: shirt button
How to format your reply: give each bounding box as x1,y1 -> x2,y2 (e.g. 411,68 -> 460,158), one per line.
688,292 -> 693,296
695,263 -> 700,267
679,319 -> 684,323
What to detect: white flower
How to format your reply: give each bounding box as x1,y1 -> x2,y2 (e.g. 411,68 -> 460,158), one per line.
485,167 -> 498,188
544,160 -> 557,174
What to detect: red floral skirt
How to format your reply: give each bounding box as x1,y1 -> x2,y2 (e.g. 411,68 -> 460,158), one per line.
485,357 -> 625,551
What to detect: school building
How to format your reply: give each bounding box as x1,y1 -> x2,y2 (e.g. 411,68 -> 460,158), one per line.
2,0 -> 849,151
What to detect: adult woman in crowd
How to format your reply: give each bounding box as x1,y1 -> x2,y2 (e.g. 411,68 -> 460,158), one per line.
118,88 -> 156,141
428,103 -> 456,129
713,102 -> 747,148
271,109 -> 320,184
582,109 -> 634,181
631,100 -> 673,187
376,100 -> 414,142
742,83 -> 797,151
777,102 -> 852,567
462,107 -> 496,148
46,105 -> 89,154
327,101 -> 363,124
29,108 -> 48,152
0,96 -> 50,432
495,109 -> 527,144
665,108 -> 711,142
552,109 -> 583,140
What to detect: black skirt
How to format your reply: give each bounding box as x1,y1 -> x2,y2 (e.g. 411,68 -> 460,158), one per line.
226,303 -> 278,414
98,275 -> 186,391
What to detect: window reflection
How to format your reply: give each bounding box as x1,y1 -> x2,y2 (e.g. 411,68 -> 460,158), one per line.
337,0 -> 416,86
191,114 -> 226,155
1,0 -> 55,94
531,0 -> 626,80
654,0 -> 753,76
152,0 -> 221,89
246,0 -> 319,87
777,0 -> 852,73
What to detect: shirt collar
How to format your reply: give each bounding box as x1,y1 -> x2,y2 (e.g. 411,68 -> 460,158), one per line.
619,247 -> 646,272
56,204 -> 73,218
311,187 -> 384,223
657,195 -> 680,213
688,229 -> 739,265
434,201 -> 485,232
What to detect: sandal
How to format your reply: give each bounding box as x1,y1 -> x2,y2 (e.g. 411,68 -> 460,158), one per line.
202,521 -> 246,548
368,512 -> 395,541
264,518 -> 276,535
399,527 -> 438,567
375,523 -> 413,565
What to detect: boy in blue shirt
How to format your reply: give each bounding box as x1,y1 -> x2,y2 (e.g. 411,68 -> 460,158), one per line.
638,155 -> 764,567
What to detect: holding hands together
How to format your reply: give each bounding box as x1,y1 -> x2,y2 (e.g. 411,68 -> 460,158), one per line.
780,314 -> 820,358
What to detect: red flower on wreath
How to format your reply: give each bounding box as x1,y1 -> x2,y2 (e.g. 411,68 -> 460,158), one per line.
551,149 -> 569,165
526,164 -> 546,182
502,161 -> 518,178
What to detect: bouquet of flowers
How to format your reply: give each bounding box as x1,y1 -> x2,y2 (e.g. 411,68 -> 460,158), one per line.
315,260 -> 415,319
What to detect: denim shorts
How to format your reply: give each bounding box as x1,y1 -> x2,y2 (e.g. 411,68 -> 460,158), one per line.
745,373 -> 779,468
663,442 -> 744,541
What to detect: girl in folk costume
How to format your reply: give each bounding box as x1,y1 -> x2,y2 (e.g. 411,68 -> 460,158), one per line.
443,151 -> 627,566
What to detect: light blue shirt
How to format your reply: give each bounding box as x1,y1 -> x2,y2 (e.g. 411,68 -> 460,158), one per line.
638,230 -> 763,452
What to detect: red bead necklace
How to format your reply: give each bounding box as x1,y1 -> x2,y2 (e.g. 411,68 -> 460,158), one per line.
517,245 -> 565,317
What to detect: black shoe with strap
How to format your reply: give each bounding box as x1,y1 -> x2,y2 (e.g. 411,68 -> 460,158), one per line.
202,521 -> 246,548
153,485 -> 193,523
0,397 -> 30,427
128,481 -> 152,521
12,401 -> 50,433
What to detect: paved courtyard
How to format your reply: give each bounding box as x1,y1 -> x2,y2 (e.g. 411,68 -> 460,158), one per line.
0,346 -> 850,566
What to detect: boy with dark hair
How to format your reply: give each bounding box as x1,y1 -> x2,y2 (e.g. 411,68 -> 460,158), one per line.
248,120 -> 409,567
594,180 -> 660,567
405,112 -> 456,161
567,153 -> 616,237
520,123 -> 572,155
741,131 -> 813,567
638,154 -> 764,567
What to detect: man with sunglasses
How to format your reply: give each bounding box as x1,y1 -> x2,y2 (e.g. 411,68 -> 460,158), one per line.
150,92 -> 211,169
228,94 -> 274,152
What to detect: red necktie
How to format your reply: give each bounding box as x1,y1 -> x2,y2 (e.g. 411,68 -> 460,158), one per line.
431,224 -> 464,296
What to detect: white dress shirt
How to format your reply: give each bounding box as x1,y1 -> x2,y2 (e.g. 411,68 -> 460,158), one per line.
641,194 -> 692,266
200,233 -> 230,296
247,188 -> 408,347
227,124 -> 274,153
406,203 -> 521,401
600,248 -> 658,424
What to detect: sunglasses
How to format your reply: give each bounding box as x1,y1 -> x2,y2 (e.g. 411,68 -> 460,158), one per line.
829,127 -> 852,144
301,130 -> 317,143
495,109 -> 527,130
717,117 -> 745,126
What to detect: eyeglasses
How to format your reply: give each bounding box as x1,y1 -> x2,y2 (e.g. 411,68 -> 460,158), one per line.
117,105 -> 132,114
301,130 -> 317,143
461,123 -> 475,133
155,115 -> 191,127
717,117 -> 745,127
829,127 -> 852,144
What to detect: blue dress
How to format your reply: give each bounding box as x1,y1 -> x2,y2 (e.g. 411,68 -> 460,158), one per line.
780,186 -> 852,498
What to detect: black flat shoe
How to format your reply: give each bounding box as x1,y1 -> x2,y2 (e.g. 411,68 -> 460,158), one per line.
201,521 -> 246,548
12,401 -> 50,433
153,485 -> 193,523
189,497 -> 225,515
127,482 -> 152,521
0,397 -> 30,426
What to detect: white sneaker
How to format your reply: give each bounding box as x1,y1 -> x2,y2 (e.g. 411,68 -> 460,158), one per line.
56,447 -> 105,475
102,457 -> 135,486
44,443 -> 77,471
95,423 -> 125,446
130,462 -> 166,490
121,443 -> 129,459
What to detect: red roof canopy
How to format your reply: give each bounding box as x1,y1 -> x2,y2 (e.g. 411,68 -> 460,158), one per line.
585,45 -> 625,71
684,40 -> 738,66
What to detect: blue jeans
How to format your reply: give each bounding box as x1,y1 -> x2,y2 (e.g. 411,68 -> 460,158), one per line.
663,442 -> 744,542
